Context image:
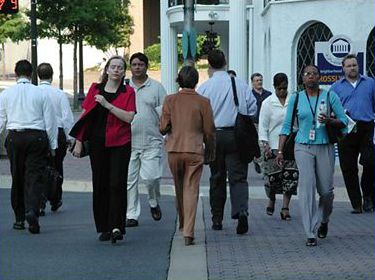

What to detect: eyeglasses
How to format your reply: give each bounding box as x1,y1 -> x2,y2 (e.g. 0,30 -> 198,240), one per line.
303,72 -> 319,77
276,87 -> 287,90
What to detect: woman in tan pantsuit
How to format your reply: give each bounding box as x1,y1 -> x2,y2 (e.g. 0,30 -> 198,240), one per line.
160,66 -> 215,246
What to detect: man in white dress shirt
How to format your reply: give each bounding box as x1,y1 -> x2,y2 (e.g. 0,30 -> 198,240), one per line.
197,50 -> 257,234
0,60 -> 57,234
37,63 -> 74,215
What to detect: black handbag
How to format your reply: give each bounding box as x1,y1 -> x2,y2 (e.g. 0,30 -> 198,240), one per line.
69,140 -> 90,158
325,90 -> 344,144
231,77 -> 260,163
283,93 -> 299,161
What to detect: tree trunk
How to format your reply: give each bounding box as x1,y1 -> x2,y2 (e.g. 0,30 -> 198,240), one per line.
58,31 -> 64,90
78,38 -> 84,105
73,39 -> 78,110
1,43 -> 6,80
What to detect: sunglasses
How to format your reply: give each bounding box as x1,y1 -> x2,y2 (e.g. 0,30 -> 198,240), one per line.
276,87 -> 288,90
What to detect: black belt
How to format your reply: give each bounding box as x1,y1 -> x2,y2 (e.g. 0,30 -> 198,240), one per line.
9,129 -> 44,133
216,127 -> 234,131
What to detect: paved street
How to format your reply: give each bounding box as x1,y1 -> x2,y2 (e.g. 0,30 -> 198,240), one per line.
0,151 -> 373,280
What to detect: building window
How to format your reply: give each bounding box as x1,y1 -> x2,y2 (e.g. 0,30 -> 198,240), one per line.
296,22 -> 333,90
366,28 -> 374,78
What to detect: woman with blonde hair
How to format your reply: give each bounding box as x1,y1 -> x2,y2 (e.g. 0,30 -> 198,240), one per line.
70,56 -> 136,244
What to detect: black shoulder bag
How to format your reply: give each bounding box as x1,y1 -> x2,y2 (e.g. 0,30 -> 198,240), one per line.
231,77 -> 260,163
283,93 -> 299,161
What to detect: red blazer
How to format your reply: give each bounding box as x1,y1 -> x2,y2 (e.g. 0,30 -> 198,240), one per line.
70,83 -> 136,147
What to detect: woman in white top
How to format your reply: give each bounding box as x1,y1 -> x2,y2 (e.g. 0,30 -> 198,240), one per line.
258,73 -> 298,220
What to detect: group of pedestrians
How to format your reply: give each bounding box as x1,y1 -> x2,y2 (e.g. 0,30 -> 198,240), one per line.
0,60 -> 73,234
0,51 -> 373,248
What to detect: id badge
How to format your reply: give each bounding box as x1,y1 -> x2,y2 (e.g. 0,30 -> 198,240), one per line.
309,129 -> 316,141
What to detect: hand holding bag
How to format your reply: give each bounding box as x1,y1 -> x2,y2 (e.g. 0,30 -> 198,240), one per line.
325,90 -> 344,144
69,140 -> 90,158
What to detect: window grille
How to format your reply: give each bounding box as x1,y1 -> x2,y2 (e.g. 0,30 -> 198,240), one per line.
296,23 -> 332,90
366,28 -> 374,78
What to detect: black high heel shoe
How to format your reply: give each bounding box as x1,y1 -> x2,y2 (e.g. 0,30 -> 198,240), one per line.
111,228 -> 123,244
266,206 -> 274,216
266,199 -> 275,216
280,207 -> 291,220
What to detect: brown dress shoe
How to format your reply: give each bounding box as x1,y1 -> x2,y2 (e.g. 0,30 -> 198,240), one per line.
184,237 -> 195,246
150,205 -> 162,221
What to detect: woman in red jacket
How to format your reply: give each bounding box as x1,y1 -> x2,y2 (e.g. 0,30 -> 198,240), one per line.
70,56 -> 136,244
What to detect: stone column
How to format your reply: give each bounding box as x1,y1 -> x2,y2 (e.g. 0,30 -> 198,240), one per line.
160,0 -> 178,94
229,0 -> 247,80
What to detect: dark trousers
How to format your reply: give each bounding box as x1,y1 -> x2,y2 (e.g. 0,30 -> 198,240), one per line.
42,128 -> 67,207
338,121 -> 374,209
89,141 -> 131,234
209,130 -> 249,223
5,130 -> 49,221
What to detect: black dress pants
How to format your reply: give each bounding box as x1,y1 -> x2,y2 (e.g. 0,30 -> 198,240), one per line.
209,130 -> 249,223
6,130 -> 49,221
338,121 -> 374,209
50,128 -> 67,204
89,141 -> 131,234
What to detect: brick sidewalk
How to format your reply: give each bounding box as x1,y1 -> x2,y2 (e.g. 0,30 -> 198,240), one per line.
203,198 -> 374,280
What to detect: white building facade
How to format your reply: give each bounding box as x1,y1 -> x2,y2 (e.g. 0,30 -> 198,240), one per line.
160,0 -> 374,93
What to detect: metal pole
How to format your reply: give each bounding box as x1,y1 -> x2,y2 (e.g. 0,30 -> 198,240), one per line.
30,0 -> 38,85
183,0 -> 195,65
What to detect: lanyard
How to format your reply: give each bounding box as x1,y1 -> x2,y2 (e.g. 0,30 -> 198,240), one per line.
305,92 -> 320,126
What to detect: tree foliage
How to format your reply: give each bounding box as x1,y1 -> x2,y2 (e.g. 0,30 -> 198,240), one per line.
0,12 -> 28,44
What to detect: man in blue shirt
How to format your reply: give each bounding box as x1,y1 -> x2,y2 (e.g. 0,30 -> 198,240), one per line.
251,73 -> 272,174
197,50 -> 257,235
330,54 -> 375,213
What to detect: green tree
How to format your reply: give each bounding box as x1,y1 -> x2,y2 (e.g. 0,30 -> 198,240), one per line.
0,12 -> 28,79
67,0 -> 133,108
36,0 -> 72,89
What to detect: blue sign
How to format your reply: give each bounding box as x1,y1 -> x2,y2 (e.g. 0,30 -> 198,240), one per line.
315,35 -> 365,85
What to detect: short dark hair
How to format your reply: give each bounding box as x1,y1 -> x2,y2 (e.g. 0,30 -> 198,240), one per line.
302,64 -> 320,76
342,54 -> 358,66
227,70 -> 237,77
130,52 -> 149,68
250,73 -> 262,81
37,63 -> 53,80
176,66 -> 199,89
208,49 -> 226,69
273,73 -> 288,87
15,60 -> 33,77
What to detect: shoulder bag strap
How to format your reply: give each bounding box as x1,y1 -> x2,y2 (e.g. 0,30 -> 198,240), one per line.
230,77 -> 239,108
290,92 -> 299,134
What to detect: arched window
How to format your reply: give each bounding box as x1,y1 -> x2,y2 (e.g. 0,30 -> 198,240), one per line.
296,23 -> 333,90
366,28 -> 374,78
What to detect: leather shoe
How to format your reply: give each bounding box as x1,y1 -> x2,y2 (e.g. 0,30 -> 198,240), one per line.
126,219 -> 139,227
184,237 -> 195,246
111,228 -> 123,244
212,221 -> 223,230
317,222 -> 328,239
363,197 -> 374,212
306,238 -> 317,246
51,201 -> 63,212
25,211 -> 40,234
99,232 -> 111,241
13,221 -> 25,230
150,205 -> 162,221
236,210 -> 248,235
351,207 -> 363,214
